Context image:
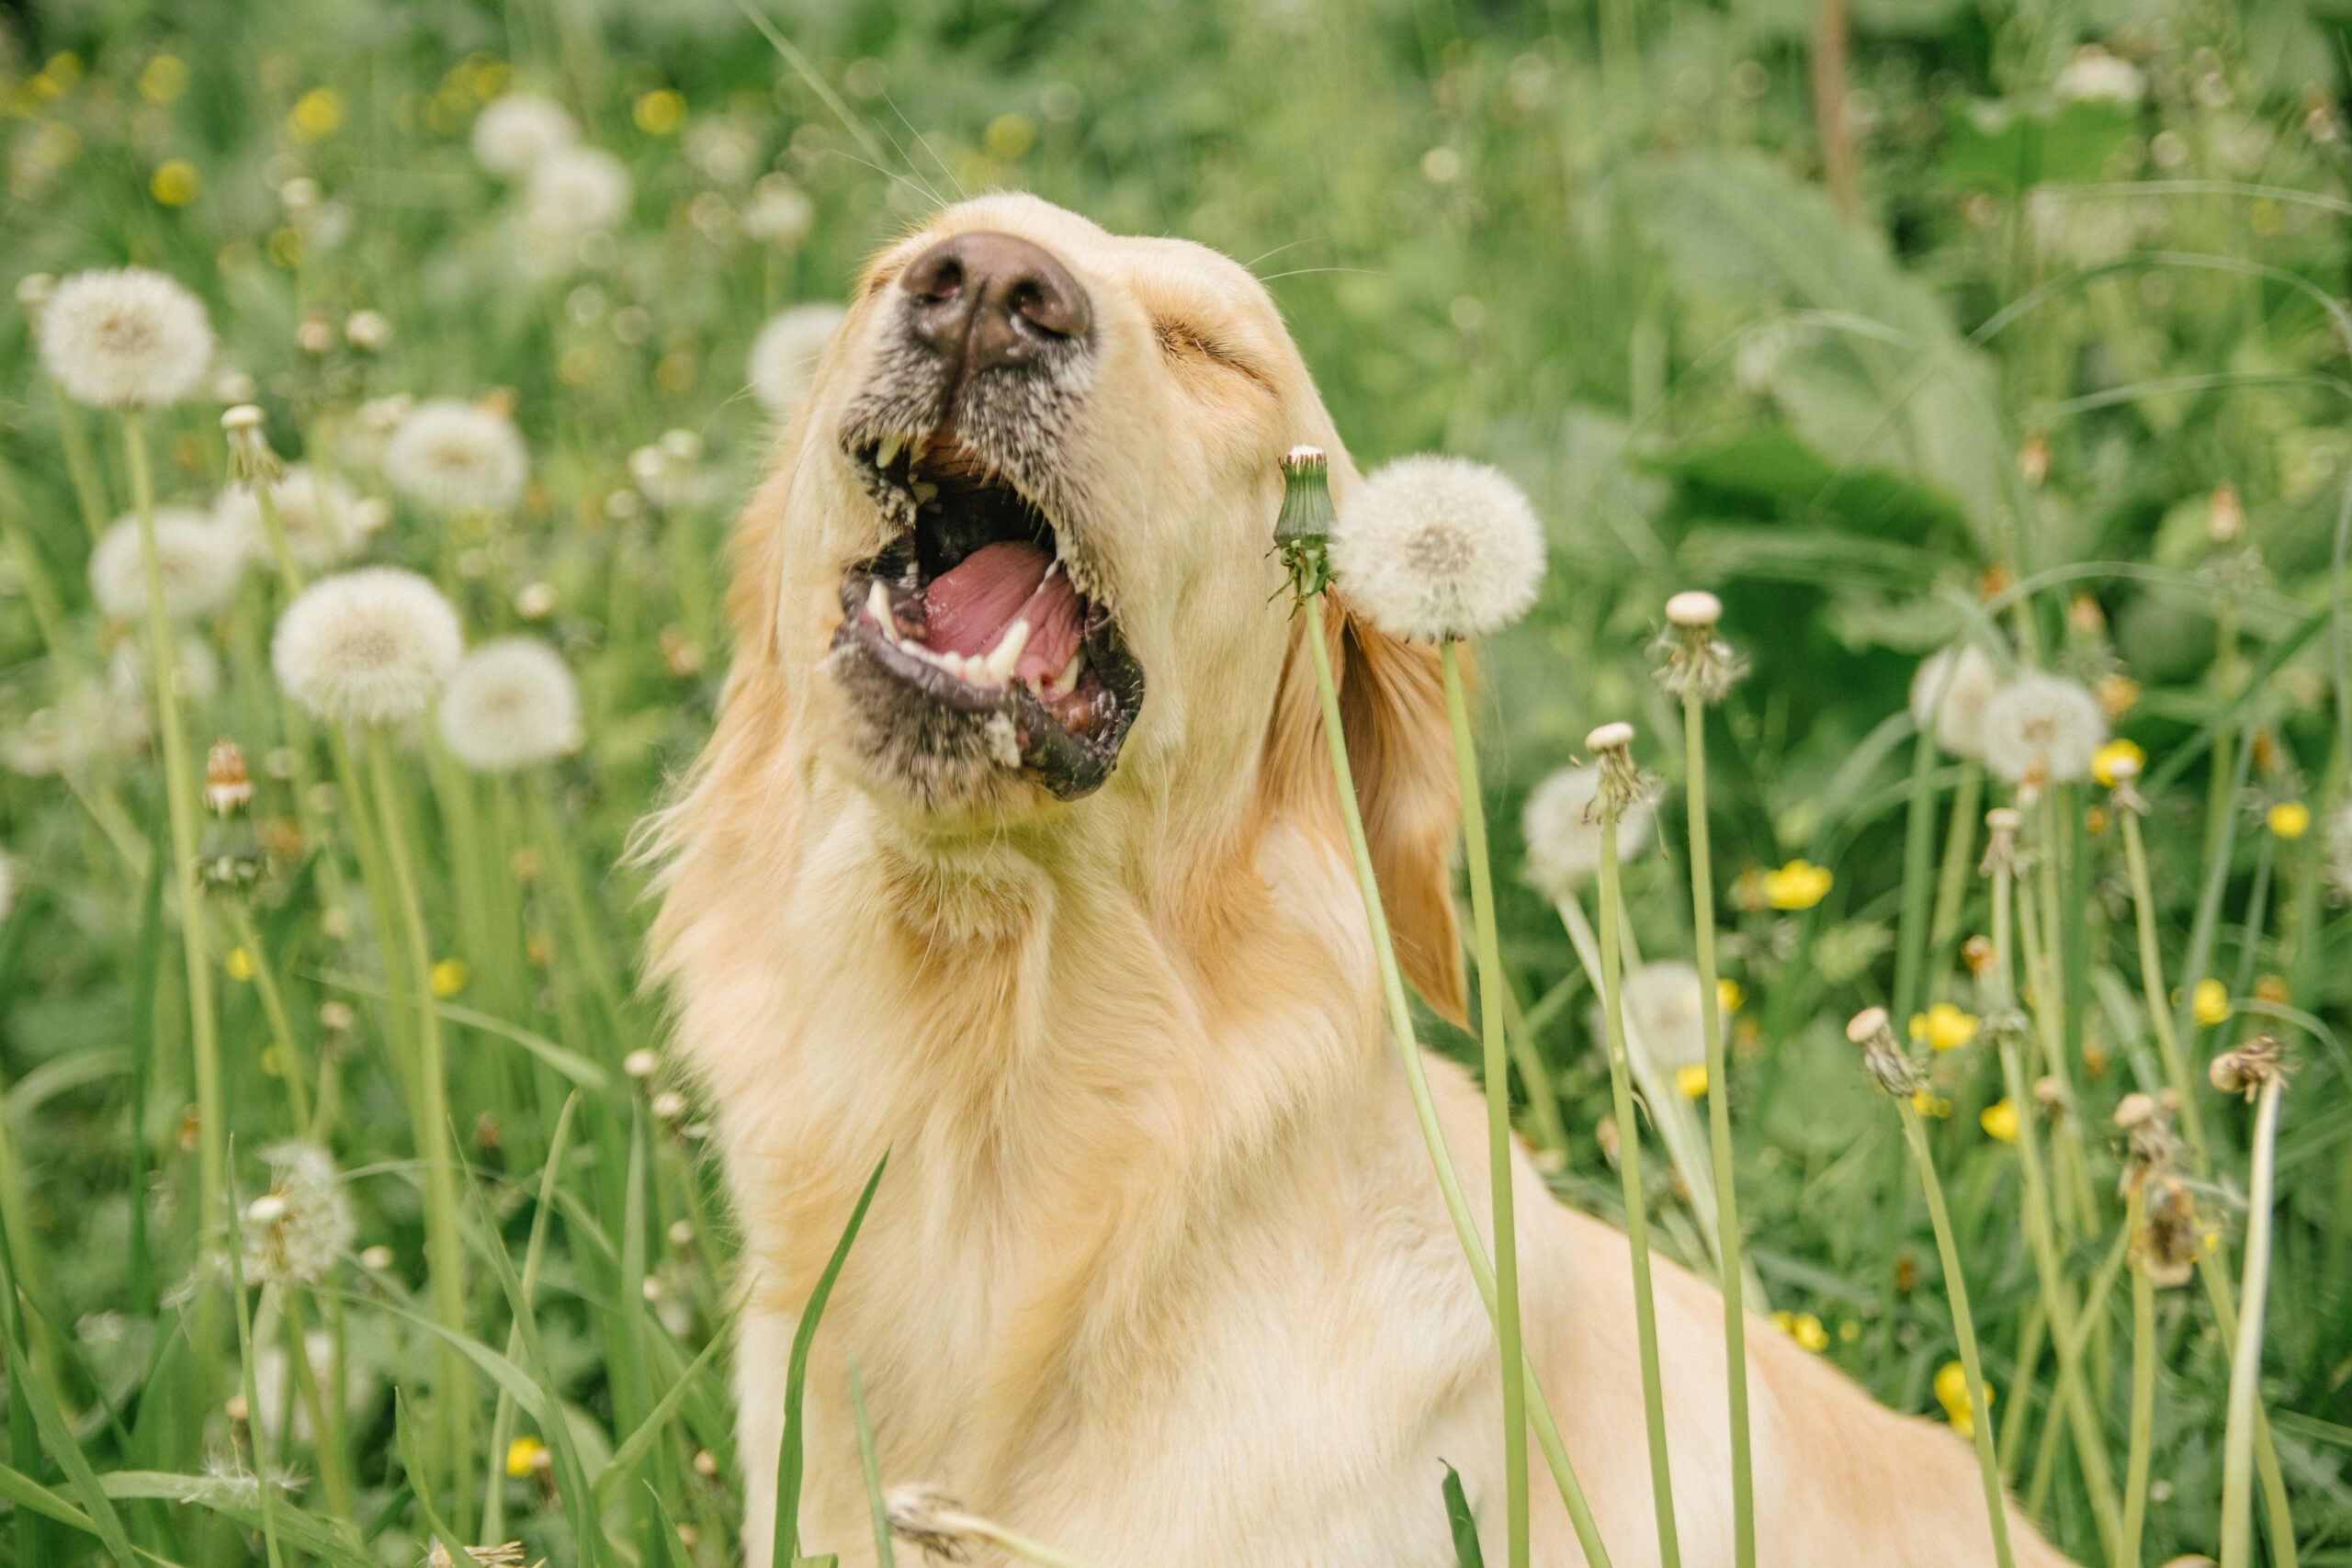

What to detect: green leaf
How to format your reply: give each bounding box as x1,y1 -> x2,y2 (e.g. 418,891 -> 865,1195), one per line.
594,1302 -> 743,1510
851,1359 -> 898,1568
775,1152 -> 889,1568
0,1199 -> 137,1565
1939,97 -> 2135,193
1441,1462 -> 1485,1568
1660,427 -> 1970,540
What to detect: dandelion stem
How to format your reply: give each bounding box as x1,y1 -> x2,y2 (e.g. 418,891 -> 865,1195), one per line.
1301,594 -> 1614,1568
2195,1249 -> 2299,1568
1439,641 -> 1529,1568
2219,1072 -> 2287,1568
1896,1100 -> 2016,1568
484,1090 -> 579,1544
51,384 -> 108,541
2121,1186 -> 2154,1568
1596,780 -> 1682,1568
280,1284 -> 355,1523
1680,684 -> 1754,1568
226,903 -> 312,1134
1927,765 -> 1984,991
225,1168 -> 289,1568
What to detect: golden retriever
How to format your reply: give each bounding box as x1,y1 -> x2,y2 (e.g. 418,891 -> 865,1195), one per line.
648,192 -> 2073,1567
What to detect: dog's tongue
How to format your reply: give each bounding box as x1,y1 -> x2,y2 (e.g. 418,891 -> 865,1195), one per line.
923,542 -> 1085,682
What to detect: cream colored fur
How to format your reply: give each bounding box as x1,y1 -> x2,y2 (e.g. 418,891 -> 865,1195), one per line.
647,193 -> 2075,1567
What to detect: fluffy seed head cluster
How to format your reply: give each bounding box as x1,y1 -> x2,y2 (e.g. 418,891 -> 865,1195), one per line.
525,145 -> 632,234
746,302 -> 845,419
1908,643 -> 2001,760
88,508 -> 247,623
215,464 -> 368,570
241,1142 -> 354,1286
1521,762 -> 1655,900
1653,591 -> 1746,703
272,567 -> 463,724
471,92 -> 580,177
1623,961 -> 1709,1071
38,266 -> 215,409
438,638 -> 583,772
1330,455 -> 1545,641
382,400 -> 529,516
1978,671 -> 2106,787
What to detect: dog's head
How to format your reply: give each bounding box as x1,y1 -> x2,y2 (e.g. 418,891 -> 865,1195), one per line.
679,194 -> 1464,1015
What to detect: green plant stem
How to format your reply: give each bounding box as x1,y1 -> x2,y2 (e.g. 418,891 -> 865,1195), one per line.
1301,595 -> 1613,1568
225,1174 -> 289,1568
2119,807 -> 2211,1156
1596,788 -> 1682,1568
1927,766 -> 1984,994
226,903 -> 312,1133
280,1283 -> 354,1523
483,1091 -> 579,1544
364,722 -> 474,1538
1439,642 -> 1530,1568
1896,1100 -> 2016,1568
122,412 -> 227,1267
2195,1251 -> 2298,1568
2120,1186 -> 2154,1568
2012,856 -> 2098,1239
1996,1300 -> 2045,1483
1680,687 -> 1753,1568
52,384 -> 108,540
2228,829 -> 2275,1006
2219,1074 -> 2286,1568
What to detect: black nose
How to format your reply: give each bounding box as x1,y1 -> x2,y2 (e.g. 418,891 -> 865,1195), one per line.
899,231 -> 1091,373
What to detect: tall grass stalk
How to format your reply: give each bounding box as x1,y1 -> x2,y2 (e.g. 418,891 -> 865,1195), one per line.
1300,592 -> 1614,1568
225,1162 -> 289,1568
2120,1185 -> 2154,1568
483,1090 -> 581,1544
1589,724 -> 1681,1568
2217,1061 -> 2287,1568
1439,640 -> 1530,1568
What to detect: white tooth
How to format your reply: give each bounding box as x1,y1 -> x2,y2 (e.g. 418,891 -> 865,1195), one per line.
876,435 -> 902,468
962,654 -> 990,684
910,434 -> 932,464
1048,647 -> 1087,697
865,579 -> 891,631
984,619 -> 1032,683
910,481 -> 939,503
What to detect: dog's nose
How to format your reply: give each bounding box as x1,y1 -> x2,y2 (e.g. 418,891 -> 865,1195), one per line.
899,231 -> 1091,372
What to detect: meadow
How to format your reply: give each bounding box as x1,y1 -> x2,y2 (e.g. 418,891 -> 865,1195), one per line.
0,0 -> 2348,1563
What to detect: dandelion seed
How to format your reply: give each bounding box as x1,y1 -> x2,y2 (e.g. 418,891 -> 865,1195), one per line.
1979,672 -> 2107,788
1624,960 -> 1710,1071
343,309 -> 390,351
2056,43 -> 2144,106
746,301 -> 844,418
1522,764 -> 1656,898
623,1048 -> 659,1079
215,464 -> 366,570
38,266 -> 214,409
471,92 -> 579,177
241,1142 -> 354,1286
438,638 -> 582,771
1907,643 -> 2000,760
86,507 -> 246,623
524,144 -> 631,234
271,567 -> 462,725
1329,454 -> 1546,642
383,399 -> 528,516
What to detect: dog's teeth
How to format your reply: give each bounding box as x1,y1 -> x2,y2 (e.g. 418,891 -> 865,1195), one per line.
865,579 -> 892,634
910,434 -> 931,464
876,435 -> 902,468
1048,647 -> 1087,697
983,619 -> 1032,684
910,481 -> 938,503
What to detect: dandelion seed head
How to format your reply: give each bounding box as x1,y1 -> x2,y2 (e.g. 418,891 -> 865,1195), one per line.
241,1141 -> 353,1286
38,266 -> 214,409
272,567 -> 462,724
383,400 -> 528,516
746,301 -> 844,419
439,638 -> 582,772
87,507 -> 246,623
1521,763 -> 1655,900
1979,671 -> 2107,786
1330,455 -> 1545,641
471,94 -> 580,177
1907,643 -> 2000,760
524,144 -> 631,233
2057,44 -> 2145,107
1623,961 -> 1709,1070
215,464 -> 366,570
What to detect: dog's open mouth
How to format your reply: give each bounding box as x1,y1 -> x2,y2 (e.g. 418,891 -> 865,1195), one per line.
831,434 -> 1143,800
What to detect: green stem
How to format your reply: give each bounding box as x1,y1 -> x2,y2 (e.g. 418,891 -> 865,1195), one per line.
1301,596 -> 1613,1568
2196,1249 -> 2298,1568
226,1177 -> 289,1568
2120,1187 -> 2154,1568
1927,766 -> 1984,995
1597,784 -> 1682,1568
226,903 -> 312,1133
1439,642 -> 1529,1568
280,1284 -> 355,1522
52,383 -> 109,541
2219,1075 -> 2286,1568
2119,807 -> 2211,1157
484,1091 -> 579,1543
365,722 -> 474,1538
1897,1100 -> 2017,1568
1996,1300 -> 2046,1484
1682,688 -> 1753,1568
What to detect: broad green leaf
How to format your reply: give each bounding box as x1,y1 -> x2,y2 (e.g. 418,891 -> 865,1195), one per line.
1939,97 -> 2135,193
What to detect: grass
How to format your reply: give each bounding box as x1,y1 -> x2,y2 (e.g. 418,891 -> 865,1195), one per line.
0,0 -> 2349,1563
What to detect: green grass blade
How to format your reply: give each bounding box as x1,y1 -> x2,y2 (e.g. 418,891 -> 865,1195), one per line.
594,1300 -> 743,1510
850,1358 -> 897,1568
1442,1462 -> 1487,1568
775,1151 -> 889,1568
0,1196 -> 137,1565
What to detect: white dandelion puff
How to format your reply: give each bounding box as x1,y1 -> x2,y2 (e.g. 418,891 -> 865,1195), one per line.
438,638 -> 582,772
1521,763 -> 1655,901
272,567 -> 462,725
470,92 -> 579,178
87,507 -> 246,623
382,400 -> 528,516
1622,960 -> 1710,1071
1330,455 -> 1546,641
746,302 -> 844,419
241,1142 -> 354,1287
2323,802 -> 2352,904
524,144 -> 631,233
742,173 -> 814,246
111,636 -> 221,705
1908,642 -> 2002,760
214,465 -> 365,570
2056,44 -> 2145,106
1979,672 -> 2107,785
38,267 -> 214,409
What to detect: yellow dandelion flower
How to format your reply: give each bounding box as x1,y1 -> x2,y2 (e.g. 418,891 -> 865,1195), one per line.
1717,977 -> 1744,1014
2091,738 -> 2145,788
1760,859 -> 1832,910
505,1435 -> 546,1477
1674,1064 -> 1709,1100
1980,1098 -> 2018,1143
139,55 -> 190,104
150,160 -> 201,207
225,947 -> 254,982
2267,801 -> 2311,840
1925,1002 -> 1978,1051
1911,1090 -> 1952,1119
633,89 -> 685,135
288,86 -> 345,143
985,112 -> 1036,159
1934,1359 -> 1995,1437
1791,1312 -> 1828,1351
2191,977 -> 2230,1027
429,957 -> 470,998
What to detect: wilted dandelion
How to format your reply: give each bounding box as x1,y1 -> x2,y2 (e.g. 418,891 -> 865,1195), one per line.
272,567 -> 463,724
1979,672 -> 2106,789
746,301 -> 845,418
524,144 -> 631,233
215,465 -> 367,570
438,638 -> 582,772
472,92 -> 580,176
1522,764 -> 1655,899
1907,643 -> 1999,759
383,400 -> 528,516
242,1143 -> 354,1287
87,507 -> 245,623
38,266 -> 214,408
1329,454 -> 1545,641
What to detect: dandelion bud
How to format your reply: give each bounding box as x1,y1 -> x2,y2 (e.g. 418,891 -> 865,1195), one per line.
2066,592 -> 2105,636
1330,454 -> 1545,641
2114,1092 -> 2158,1130
2017,433 -> 2050,487
319,1000 -> 356,1033
1962,933 -> 1995,976
2033,1075 -> 2065,1112
204,739 -> 253,816
2208,1033 -> 2286,1100
514,581 -> 558,620
1980,807 -> 2020,876
1848,1006 -> 1924,1097
1653,590 -> 1746,704
1274,445 -> 1336,598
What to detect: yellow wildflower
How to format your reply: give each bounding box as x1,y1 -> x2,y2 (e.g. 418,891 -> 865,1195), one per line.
1760,859 -> 1832,910
288,87 -> 345,143
505,1435 -> 546,1477
633,89 -> 685,135
2267,801 -> 2311,840
429,957 -> 470,998
2191,978 -> 2229,1028
1717,977 -> 1743,1014
1980,1098 -> 2018,1143
1910,1090 -> 1952,1119
139,55 -> 190,104
2091,738 -> 2145,787
1934,1359 -> 1995,1438
1771,1310 -> 1829,1351
1674,1064 -> 1709,1100
225,947 -> 254,982
150,160 -> 201,206
1924,1002 -> 1978,1051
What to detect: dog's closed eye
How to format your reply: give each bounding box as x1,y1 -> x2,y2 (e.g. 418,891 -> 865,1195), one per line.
1151,317 -> 1272,392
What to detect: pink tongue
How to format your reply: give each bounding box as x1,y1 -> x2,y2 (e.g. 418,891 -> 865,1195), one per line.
922,542 -> 1086,683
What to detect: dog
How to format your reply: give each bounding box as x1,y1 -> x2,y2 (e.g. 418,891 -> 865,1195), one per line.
647,193 -> 2074,1566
